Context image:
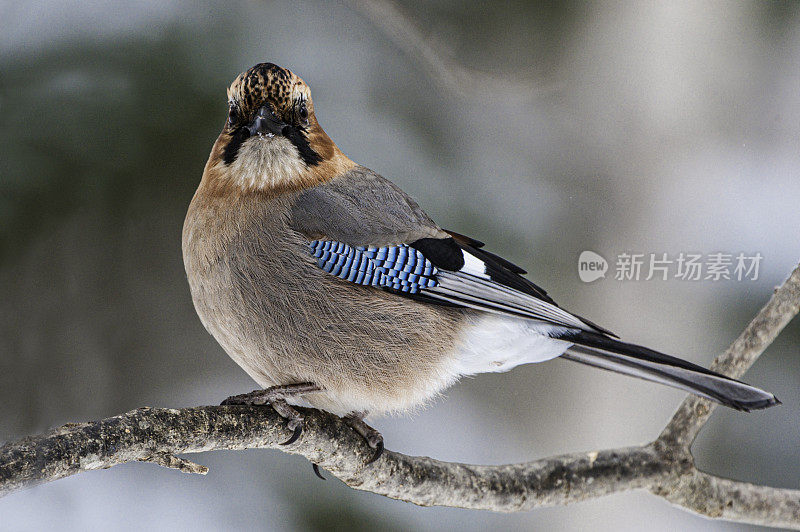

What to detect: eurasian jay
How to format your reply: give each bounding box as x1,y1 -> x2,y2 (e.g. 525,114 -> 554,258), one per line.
182,63 -> 778,463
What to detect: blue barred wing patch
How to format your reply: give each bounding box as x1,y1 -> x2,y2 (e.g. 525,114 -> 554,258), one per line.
309,240 -> 438,293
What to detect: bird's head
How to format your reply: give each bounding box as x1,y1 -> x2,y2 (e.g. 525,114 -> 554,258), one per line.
205,63 -> 354,193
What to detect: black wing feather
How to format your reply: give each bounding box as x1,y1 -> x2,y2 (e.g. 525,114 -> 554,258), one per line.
414,236 -> 616,336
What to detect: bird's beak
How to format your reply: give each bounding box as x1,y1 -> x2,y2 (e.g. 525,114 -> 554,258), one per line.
248,105 -> 287,137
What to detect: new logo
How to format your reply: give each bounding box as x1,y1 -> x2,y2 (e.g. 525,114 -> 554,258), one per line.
578,251 -> 608,283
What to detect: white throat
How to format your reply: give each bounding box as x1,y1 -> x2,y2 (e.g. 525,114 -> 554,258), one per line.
224,135 -> 306,191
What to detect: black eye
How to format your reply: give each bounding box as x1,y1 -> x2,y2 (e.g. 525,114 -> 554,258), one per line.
298,102 -> 308,122
228,103 -> 239,126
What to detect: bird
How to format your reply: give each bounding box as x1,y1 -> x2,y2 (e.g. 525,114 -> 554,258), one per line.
182,62 -> 779,464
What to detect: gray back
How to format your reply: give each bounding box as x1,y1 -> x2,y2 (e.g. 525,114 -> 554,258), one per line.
290,166 -> 446,246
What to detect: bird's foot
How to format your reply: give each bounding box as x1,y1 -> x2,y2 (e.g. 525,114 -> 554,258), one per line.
311,412 -> 383,479
221,382 -> 320,445
343,412 -> 384,464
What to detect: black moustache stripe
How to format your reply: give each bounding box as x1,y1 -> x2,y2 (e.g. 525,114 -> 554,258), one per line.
282,125 -> 322,167
223,128 -> 250,165
223,125 -> 322,167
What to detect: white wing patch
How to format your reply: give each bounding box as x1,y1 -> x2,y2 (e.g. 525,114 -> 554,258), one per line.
423,249 -> 594,331
460,250 -> 490,279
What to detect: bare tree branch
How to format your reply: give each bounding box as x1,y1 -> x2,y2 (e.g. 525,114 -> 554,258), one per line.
659,264 -> 800,449
344,0 -> 560,99
0,405 -> 669,508
655,469 -> 800,529
1,265 -> 798,528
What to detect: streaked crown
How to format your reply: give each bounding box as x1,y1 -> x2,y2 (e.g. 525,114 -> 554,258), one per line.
227,63 -> 312,129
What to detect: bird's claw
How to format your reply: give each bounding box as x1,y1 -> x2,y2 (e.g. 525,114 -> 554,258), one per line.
344,413 -> 385,465
280,419 -> 304,446
365,440 -> 384,464
221,385 -> 319,447
312,463 -> 326,480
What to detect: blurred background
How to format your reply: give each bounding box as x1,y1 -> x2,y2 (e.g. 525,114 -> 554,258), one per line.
1,0 -> 799,530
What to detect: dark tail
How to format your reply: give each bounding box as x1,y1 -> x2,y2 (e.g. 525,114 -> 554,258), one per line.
557,330 -> 779,411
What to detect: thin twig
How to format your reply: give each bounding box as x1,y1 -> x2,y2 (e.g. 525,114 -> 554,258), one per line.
140,451 -> 208,475
345,0 -> 560,99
